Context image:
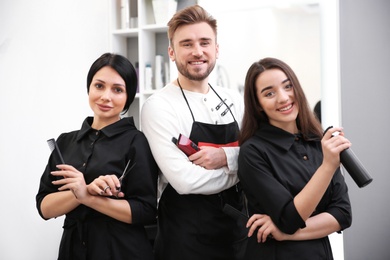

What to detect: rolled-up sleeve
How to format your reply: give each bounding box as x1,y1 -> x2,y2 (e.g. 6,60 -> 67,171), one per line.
238,141 -> 306,234
325,170 -> 352,230
124,132 -> 158,225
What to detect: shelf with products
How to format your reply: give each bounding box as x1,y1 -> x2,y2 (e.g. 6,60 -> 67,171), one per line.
110,0 -> 197,129
109,0 -> 179,129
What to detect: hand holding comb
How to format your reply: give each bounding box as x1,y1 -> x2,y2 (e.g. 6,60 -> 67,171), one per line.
47,138 -> 65,164
47,138 -> 77,198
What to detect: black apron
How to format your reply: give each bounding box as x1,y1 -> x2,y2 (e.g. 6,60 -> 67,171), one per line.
154,83 -> 247,260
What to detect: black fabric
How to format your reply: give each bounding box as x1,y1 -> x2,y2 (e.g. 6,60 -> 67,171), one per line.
36,117 -> 158,260
154,87 -> 247,260
238,123 -> 352,260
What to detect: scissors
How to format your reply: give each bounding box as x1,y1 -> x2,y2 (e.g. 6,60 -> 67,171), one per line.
116,159 -> 136,196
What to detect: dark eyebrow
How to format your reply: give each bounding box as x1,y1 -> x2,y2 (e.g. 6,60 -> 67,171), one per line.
260,86 -> 273,93
95,79 -> 125,87
260,78 -> 290,93
282,78 -> 290,84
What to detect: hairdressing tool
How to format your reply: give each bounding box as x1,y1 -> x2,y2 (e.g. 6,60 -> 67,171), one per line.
172,134 -> 200,156
47,138 -> 65,164
117,159 -> 136,194
47,138 -> 78,197
324,126 -> 373,188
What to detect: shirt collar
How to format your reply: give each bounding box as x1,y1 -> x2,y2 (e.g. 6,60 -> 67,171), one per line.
255,123 -> 297,151
76,117 -> 136,141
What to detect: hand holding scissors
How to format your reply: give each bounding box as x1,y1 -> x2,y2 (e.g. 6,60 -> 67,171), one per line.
115,159 -> 136,197
86,159 -> 135,198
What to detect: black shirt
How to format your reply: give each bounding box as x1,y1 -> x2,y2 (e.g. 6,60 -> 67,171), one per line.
238,123 -> 352,260
36,117 -> 158,260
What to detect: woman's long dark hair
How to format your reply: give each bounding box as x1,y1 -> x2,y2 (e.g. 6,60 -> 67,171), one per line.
239,57 -> 323,144
87,53 -> 137,114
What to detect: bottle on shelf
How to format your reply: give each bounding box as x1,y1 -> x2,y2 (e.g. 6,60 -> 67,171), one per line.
145,63 -> 153,91
155,55 -> 164,89
135,61 -> 139,93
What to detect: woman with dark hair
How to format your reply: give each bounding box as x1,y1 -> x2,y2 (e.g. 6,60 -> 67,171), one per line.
36,53 -> 158,260
238,57 -> 352,259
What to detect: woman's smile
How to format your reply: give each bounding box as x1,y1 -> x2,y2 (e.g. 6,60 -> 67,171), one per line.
277,103 -> 293,112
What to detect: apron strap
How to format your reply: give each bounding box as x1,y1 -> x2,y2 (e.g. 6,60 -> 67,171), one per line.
178,78 -> 196,122
177,78 -> 237,123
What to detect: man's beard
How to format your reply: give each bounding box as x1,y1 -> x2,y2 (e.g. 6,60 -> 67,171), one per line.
176,61 -> 216,81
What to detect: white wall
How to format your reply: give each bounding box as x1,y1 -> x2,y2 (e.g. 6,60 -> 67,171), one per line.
0,0 -> 109,259
200,0 -> 322,109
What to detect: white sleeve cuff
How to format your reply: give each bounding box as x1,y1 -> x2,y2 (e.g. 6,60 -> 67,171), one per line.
222,146 -> 239,174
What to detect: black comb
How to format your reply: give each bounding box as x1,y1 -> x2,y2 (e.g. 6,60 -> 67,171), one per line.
47,138 -> 65,164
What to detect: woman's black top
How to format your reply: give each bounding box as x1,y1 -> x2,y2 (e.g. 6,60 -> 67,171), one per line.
238,123 -> 352,260
36,117 -> 158,260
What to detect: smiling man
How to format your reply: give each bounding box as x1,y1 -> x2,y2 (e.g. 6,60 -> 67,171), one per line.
141,5 -> 247,260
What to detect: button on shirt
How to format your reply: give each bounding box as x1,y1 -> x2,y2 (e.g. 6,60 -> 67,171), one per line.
239,123 -> 351,233
238,123 -> 352,260
141,83 -> 244,195
36,117 -> 158,260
